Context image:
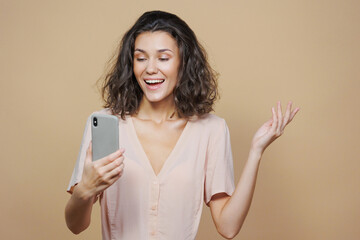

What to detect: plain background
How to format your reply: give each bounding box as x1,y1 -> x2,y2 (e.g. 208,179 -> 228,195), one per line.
1,0 -> 359,239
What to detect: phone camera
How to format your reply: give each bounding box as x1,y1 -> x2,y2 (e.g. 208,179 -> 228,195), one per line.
93,117 -> 98,127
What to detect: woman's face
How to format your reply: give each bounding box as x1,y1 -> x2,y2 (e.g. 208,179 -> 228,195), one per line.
133,31 -> 180,104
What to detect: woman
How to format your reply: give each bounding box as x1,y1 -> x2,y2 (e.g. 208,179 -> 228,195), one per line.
65,10 -> 299,239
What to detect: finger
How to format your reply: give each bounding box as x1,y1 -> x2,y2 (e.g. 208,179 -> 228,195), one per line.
264,118 -> 273,127
270,107 -> 278,132
276,101 -> 283,133
94,148 -> 125,168
99,156 -> 125,175
289,107 -> 300,122
113,163 -> 125,178
96,162 -> 124,187
106,163 -> 125,183
281,101 -> 292,129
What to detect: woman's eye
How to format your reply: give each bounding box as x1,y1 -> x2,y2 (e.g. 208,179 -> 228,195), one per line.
136,58 -> 146,62
159,58 -> 169,61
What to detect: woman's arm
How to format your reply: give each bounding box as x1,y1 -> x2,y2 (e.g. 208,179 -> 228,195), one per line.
209,101 -> 299,239
65,183 -> 97,234
65,144 -> 125,234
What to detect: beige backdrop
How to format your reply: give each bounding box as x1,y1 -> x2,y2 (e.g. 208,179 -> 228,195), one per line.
1,0 -> 359,239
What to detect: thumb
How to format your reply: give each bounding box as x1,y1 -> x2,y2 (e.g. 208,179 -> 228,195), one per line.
264,118 -> 273,127
85,141 -> 93,163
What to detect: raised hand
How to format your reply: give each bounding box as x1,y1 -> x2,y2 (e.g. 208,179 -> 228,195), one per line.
251,101 -> 300,154
77,143 -> 125,199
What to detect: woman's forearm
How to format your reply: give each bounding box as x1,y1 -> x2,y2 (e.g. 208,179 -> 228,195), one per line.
218,149 -> 262,238
65,146 -> 125,234
212,102 -> 299,239
65,183 -> 96,234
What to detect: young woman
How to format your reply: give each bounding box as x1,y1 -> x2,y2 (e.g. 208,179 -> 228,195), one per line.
65,10 -> 299,240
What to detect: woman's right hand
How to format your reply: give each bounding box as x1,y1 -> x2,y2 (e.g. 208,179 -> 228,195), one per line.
76,142 -> 125,200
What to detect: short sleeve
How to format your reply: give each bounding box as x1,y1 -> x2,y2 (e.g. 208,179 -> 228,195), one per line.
204,118 -> 235,205
66,115 -> 92,194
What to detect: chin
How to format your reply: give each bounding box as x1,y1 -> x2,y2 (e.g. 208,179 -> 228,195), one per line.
143,92 -> 173,104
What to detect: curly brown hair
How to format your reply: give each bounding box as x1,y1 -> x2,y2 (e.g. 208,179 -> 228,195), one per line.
101,10 -> 218,119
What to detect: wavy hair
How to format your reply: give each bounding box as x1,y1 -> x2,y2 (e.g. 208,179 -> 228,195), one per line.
101,10 -> 218,119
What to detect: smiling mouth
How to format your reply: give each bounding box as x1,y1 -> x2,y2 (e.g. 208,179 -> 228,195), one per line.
144,79 -> 165,85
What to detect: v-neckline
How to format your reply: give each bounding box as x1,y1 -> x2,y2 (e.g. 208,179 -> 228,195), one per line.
127,116 -> 191,178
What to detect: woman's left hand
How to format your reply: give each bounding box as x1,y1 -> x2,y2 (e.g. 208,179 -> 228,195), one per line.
251,101 -> 300,155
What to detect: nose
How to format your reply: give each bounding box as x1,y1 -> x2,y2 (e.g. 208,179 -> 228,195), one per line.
146,59 -> 158,74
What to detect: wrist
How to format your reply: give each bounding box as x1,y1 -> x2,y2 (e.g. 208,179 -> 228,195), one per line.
249,146 -> 263,161
73,182 -> 96,201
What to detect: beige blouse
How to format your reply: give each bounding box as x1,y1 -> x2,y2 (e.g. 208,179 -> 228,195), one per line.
67,109 -> 235,240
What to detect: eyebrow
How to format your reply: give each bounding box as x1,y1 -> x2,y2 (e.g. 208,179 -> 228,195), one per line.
134,48 -> 173,53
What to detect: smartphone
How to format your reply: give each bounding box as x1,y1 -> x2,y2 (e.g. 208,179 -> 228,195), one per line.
91,113 -> 119,161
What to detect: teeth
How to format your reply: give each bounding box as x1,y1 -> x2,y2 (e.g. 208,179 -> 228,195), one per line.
145,79 -> 164,84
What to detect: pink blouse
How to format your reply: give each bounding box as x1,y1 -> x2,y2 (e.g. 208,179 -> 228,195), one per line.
67,109 -> 235,240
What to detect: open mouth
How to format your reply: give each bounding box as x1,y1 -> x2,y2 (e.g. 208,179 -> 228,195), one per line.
144,79 -> 165,85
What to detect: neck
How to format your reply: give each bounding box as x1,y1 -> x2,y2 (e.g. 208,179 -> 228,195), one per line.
135,96 -> 178,123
